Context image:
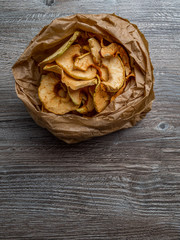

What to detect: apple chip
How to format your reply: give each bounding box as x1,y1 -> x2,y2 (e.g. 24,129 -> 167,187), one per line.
56,44 -> 97,80
39,31 -> 81,66
88,38 -> 101,65
101,43 -> 119,57
68,88 -> 83,106
101,43 -> 131,76
74,52 -> 94,71
38,73 -> 78,115
61,72 -> 97,90
43,63 -> 63,75
111,73 -> 135,102
110,82 -> 126,102
76,93 -> 94,114
102,56 -> 125,92
74,54 -> 108,81
93,76 -> 111,112
97,66 -> 108,82
117,46 -> 131,76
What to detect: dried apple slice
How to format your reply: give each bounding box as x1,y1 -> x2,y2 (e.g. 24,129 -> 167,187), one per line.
110,73 -> 135,102
61,72 -> 97,90
97,66 -> 108,82
56,45 -> 97,80
110,82 -> 126,102
117,46 -> 131,76
74,52 -> 94,71
68,88 -> 83,106
101,43 -> 119,57
102,56 -> 125,92
88,38 -> 101,65
76,93 -> 94,114
39,31 -> 81,66
38,73 -> 78,115
93,75 -> 111,113
74,53 -> 108,81
101,43 -> 131,76
43,63 -> 63,75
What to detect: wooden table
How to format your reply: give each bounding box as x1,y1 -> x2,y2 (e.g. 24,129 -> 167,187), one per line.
1,0 -> 180,239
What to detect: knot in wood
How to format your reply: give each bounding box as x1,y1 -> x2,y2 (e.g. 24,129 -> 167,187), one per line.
44,0 -> 55,6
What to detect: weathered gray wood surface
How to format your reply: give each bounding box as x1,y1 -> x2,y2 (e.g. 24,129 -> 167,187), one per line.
0,0 -> 180,239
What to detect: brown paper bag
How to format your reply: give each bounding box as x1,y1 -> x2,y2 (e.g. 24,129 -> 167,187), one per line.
12,13 -> 154,144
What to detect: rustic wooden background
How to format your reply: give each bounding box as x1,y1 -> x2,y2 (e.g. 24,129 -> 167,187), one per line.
0,0 -> 180,239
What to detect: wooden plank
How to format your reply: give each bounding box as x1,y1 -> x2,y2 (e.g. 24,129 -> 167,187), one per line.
0,0 -> 180,239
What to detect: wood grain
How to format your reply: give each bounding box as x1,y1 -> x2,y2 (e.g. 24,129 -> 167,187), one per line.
0,0 -> 180,239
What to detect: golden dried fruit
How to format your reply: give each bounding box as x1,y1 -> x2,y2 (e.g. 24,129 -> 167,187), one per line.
43,63 -> 63,75
88,38 -> 101,65
76,93 -> 94,114
38,73 -> 78,115
68,88 -> 82,106
61,72 -> 97,90
56,44 -> 97,80
117,45 -> 131,76
39,31 -> 81,65
93,75 -> 111,112
102,56 -> 125,92
74,52 -> 94,71
101,43 -> 119,57
39,31 -> 81,66
97,66 -> 108,82
110,73 -> 135,102
101,43 -> 131,76
110,82 -> 126,102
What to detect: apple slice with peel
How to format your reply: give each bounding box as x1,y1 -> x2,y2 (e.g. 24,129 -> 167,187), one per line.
74,52 -> 94,71
38,73 -> 78,115
61,72 -> 97,91
88,38 -> 101,65
43,63 -> 63,75
101,43 -> 131,76
93,75 -> 111,113
68,88 -> 83,106
39,31 -> 81,66
76,93 -> 94,114
56,45 -> 97,80
102,56 -> 125,92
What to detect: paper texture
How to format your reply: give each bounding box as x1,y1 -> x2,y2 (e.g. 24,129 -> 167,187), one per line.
12,13 -> 155,144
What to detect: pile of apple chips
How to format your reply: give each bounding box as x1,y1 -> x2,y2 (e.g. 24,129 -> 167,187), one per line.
38,31 -> 134,116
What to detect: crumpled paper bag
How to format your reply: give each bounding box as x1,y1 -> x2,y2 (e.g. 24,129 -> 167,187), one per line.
12,13 -> 154,144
